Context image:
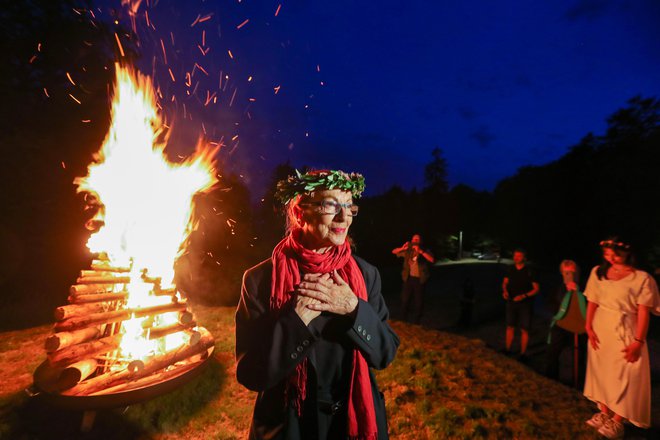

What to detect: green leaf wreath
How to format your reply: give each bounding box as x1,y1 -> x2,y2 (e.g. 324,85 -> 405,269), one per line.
275,169 -> 366,203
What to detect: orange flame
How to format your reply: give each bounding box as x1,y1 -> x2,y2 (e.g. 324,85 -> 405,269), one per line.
75,64 -> 218,364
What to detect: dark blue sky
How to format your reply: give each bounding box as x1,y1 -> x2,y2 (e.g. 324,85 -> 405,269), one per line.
98,0 -> 660,195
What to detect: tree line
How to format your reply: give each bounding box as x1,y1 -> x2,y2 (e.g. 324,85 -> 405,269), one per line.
1,2 -> 658,327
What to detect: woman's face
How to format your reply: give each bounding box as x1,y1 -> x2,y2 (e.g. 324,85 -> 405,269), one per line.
603,248 -> 627,265
299,189 -> 354,250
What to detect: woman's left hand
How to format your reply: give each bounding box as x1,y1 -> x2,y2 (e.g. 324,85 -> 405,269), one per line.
622,340 -> 643,363
298,270 -> 359,316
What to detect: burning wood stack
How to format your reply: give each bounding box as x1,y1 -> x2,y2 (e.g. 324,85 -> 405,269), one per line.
36,254 -> 214,397
33,63 -> 219,402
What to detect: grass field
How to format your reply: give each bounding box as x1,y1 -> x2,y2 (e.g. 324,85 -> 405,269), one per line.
0,304 -> 600,439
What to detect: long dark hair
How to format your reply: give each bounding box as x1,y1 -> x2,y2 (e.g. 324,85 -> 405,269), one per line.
596,236 -> 636,280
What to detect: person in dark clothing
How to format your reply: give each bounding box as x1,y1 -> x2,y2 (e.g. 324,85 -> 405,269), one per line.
502,249 -> 539,359
392,234 -> 435,323
236,169 -> 399,440
545,260 -> 587,384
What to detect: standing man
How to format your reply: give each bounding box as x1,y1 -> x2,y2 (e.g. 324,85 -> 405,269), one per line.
502,248 -> 539,361
392,234 -> 435,324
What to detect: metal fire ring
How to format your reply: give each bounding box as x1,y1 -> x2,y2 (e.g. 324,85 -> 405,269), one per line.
30,347 -> 214,411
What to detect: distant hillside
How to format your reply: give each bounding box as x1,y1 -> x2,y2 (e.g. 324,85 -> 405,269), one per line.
0,305 -> 599,439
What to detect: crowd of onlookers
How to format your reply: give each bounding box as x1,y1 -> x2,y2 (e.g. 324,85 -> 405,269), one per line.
393,235 -> 659,439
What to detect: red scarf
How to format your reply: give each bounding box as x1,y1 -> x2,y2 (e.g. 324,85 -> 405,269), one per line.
271,229 -> 378,440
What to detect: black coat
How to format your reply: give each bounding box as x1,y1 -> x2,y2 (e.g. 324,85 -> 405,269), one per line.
235,256 -> 400,440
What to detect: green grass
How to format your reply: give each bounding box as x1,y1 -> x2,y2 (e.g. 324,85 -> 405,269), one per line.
0,305 -> 599,439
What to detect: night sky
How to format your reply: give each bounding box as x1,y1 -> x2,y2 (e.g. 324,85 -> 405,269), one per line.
94,0 -> 660,196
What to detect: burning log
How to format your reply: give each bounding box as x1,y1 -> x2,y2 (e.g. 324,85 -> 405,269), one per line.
69,284 -> 115,296
92,252 -> 110,261
63,328 -> 214,396
54,302 -> 187,332
80,270 -> 113,278
128,331 -> 202,373
58,359 -> 98,389
178,311 -> 194,325
98,356 -> 205,396
90,262 -> 130,272
155,287 -> 176,295
76,275 -> 131,284
48,334 -> 123,367
68,291 -> 129,304
146,322 -> 197,340
54,303 -> 109,321
45,327 -> 101,352
139,310 -> 192,330
141,274 -> 161,284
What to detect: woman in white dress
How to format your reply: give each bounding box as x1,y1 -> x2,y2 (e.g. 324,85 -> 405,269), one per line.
583,238 -> 660,439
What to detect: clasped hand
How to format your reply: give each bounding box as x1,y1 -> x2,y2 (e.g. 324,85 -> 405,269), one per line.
295,271 -> 358,325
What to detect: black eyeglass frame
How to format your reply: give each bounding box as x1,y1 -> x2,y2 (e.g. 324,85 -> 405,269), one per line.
300,200 -> 359,217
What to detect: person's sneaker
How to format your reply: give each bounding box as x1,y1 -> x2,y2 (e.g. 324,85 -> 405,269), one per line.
585,412 -> 610,429
597,418 -> 624,439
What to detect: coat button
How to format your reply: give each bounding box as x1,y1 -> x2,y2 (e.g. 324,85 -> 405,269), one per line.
291,353 -> 298,359
302,340 -> 310,346
362,330 -> 367,336
366,334 -> 371,341
296,346 -> 303,353
357,325 -> 362,332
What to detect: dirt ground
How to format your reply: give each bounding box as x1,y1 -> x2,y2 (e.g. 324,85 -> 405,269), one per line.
382,259 -> 660,439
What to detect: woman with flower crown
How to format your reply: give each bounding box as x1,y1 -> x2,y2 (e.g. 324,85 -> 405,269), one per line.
583,237 -> 660,439
235,169 -> 399,440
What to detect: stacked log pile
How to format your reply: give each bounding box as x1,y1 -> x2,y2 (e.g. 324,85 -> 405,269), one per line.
37,254 -> 214,395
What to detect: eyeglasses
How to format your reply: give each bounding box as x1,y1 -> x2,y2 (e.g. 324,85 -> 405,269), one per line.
301,200 -> 359,217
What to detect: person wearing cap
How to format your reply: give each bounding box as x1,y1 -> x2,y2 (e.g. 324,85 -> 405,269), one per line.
583,237 -> 660,439
235,169 -> 399,440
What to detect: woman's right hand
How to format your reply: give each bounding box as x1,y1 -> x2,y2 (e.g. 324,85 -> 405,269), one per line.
586,325 -> 600,350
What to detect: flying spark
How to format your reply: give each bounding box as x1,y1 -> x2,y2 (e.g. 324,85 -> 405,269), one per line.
114,33 -> 125,57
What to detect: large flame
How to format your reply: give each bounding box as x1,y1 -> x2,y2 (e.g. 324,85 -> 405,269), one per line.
75,64 -> 217,364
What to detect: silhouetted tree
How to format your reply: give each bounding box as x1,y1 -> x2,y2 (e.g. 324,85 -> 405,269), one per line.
424,147 -> 449,193
492,96 -> 660,269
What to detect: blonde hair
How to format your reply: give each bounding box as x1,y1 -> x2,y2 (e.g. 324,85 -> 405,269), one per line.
559,259 -> 580,283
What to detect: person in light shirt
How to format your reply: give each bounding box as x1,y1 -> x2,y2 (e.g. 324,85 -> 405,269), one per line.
583,237 -> 660,439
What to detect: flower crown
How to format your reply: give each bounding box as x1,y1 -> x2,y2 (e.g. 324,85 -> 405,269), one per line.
275,169 -> 366,204
599,239 -> 631,250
